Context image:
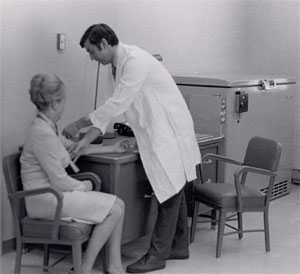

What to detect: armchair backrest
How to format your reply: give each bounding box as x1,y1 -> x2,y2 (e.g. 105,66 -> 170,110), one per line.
243,136 -> 282,172
3,153 -> 26,236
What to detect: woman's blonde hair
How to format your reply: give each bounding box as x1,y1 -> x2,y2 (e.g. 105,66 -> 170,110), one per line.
29,73 -> 65,111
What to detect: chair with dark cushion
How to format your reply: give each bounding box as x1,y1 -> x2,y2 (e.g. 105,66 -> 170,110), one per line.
3,152 -> 102,274
190,136 -> 282,257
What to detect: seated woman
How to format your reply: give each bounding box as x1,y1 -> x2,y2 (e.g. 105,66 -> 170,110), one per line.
20,73 -> 126,274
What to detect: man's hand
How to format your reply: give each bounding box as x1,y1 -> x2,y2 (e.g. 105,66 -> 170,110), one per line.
62,121 -> 80,141
63,116 -> 93,140
67,126 -> 103,158
68,138 -> 90,160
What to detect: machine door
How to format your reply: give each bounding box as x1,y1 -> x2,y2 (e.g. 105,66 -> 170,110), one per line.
177,85 -> 226,138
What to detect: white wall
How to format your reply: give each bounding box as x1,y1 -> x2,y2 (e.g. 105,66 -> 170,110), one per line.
243,0 -> 298,77
294,3 -> 300,169
113,0 -> 247,75
1,0 -> 298,241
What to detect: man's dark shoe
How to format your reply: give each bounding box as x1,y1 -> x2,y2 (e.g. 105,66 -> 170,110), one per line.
167,251 -> 189,260
126,254 -> 166,273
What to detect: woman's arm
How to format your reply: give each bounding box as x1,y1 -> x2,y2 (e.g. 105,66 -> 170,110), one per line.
79,138 -> 138,155
32,131 -> 91,192
80,144 -> 117,155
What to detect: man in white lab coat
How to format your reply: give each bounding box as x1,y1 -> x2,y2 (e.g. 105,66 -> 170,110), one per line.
63,23 -> 201,273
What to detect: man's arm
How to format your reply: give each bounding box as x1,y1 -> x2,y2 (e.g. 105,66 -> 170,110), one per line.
89,55 -> 149,134
81,126 -> 103,146
68,126 -> 103,159
62,116 -> 93,140
66,51 -> 149,156
63,115 -> 103,159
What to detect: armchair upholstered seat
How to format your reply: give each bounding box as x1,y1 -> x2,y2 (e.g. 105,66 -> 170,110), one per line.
193,183 -> 265,210
3,152 -> 102,274
21,217 -> 92,241
190,136 -> 282,258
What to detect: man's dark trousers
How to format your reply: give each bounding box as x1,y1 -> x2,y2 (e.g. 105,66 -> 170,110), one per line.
147,186 -> 189,259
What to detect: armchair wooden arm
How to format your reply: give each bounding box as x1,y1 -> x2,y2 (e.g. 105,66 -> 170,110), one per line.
234,165 -> 276,178
203,153 -> 243,166
9,187 -> 63,240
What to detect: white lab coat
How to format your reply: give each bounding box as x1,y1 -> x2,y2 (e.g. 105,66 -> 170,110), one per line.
90,43 -> 201,203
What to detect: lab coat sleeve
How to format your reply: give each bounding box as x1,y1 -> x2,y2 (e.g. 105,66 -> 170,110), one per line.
89,55 -> 149,133
32,132 -> 87,192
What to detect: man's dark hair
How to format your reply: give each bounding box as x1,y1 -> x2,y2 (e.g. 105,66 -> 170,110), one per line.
80,23 -> 119,48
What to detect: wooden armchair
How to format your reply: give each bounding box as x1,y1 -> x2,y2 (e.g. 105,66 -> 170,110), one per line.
2,152 -> 102,274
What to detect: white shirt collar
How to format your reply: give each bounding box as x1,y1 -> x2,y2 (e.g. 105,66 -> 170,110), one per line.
112,42 -> 126,68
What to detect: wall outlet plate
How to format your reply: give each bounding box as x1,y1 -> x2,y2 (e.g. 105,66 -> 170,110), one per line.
57,33 -> 66,51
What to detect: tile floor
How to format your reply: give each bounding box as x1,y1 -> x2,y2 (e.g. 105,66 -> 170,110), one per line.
1,184 -> 300,274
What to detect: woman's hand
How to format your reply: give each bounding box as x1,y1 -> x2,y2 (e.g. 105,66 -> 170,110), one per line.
83,180 -> 93,191
75,180 -> 93,192
120,139 -> 138,152
107,140 -> 126,153
113,139 -> 138,153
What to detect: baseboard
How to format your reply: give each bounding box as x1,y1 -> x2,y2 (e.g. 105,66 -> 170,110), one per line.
2,238 -> 16,254
292,169 -> 300,185
292,178 -> 300,185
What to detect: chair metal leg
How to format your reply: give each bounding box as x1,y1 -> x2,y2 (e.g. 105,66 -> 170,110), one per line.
190,201 -> 200,243
264,209 -> 270,252
216,210 -> 226,258
211,209 -> 217,230
14,240 -> 22,274
72,241 -> 82,273
237,212 -> 243,239
43,244 -> 49,272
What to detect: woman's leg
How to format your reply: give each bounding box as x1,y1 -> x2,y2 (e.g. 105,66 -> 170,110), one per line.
105,198 -> 125,273
81,198 -> 125,274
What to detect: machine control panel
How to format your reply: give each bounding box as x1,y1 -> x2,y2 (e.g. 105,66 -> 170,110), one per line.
235,91 -> 248,113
